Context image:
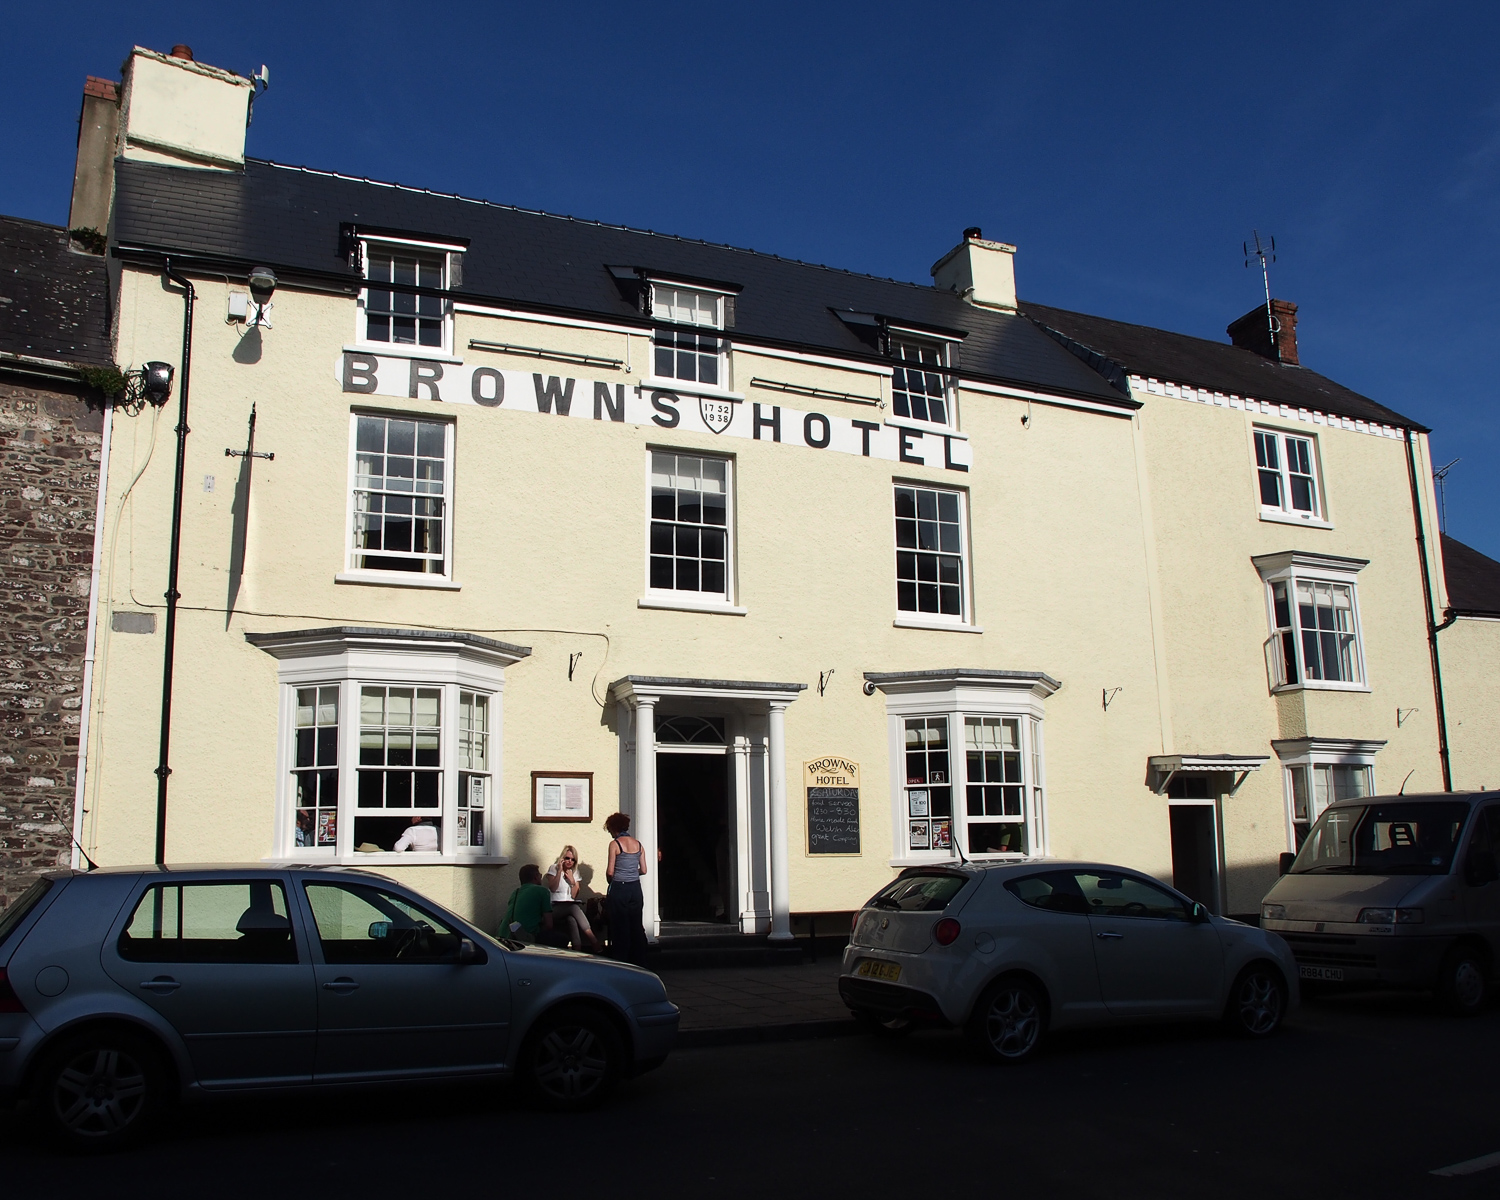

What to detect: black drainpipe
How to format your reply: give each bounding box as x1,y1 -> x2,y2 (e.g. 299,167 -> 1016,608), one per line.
1402,425 -> 1452,791
155,260 -> 196,864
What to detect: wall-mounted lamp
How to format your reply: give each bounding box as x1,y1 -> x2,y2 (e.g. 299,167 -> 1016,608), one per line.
118,360 -> 175,412
247,266 -> 277,328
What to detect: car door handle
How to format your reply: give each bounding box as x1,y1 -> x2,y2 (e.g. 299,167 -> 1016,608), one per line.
140,976 -> 181,994
1096,932 -> 1125,940
322,977 -> 360,993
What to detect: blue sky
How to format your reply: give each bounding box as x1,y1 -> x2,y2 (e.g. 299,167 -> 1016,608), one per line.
4,2 -> 1496,558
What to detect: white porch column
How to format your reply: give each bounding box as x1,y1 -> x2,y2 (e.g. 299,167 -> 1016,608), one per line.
633,697 -> 659,941
767,700 -> 792,941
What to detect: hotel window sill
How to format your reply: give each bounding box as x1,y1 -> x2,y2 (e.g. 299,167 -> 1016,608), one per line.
336,571 -> 462,591
641,378 -> 745,403
893,616 -> 983,634
1259,510 -> 1334,530
345,343 -> 463,364
639,595 -> 748,616
889,853 -> 960,868
885,416 -> 965,440
294,853 -> 511,867
1271,681 -> 1372,695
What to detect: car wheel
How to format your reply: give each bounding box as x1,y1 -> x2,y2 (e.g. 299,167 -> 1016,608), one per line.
1437,947 -> 1488,1017
1224,964 -> 1286,1038
32,1028 -> 169,1151
522,1005 -> 623,1110
966,977 -> 1046,1064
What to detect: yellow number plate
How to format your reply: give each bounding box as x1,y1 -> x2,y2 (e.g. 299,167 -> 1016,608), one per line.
857,959 -> 902,982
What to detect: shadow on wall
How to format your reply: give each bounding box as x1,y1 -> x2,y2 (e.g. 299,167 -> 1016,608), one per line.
442,823 -> 610,938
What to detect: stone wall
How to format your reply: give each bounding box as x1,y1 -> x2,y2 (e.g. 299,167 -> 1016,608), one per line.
0,378 -> 102,906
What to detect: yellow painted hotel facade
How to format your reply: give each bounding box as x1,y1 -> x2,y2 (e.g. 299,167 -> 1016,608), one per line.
69,47 -> 1465,936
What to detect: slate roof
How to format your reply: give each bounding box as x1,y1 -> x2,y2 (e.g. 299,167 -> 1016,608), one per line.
1022,301 -> 1424,431
111,158 -> 1131,407
1441,535 -> 1500,616
0,215 -> 113,367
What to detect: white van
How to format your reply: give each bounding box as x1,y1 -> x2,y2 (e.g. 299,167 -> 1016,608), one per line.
1260,792 -> 1500,1015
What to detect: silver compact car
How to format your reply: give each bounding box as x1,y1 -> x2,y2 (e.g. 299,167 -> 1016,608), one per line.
1260,791 -> 1500,1014
0,865 -> 679,1149
839,861 -> 1298,1062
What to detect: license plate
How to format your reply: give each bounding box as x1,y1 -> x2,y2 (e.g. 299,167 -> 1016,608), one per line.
857,959 -> 902,982
1299,965 -> 1344,982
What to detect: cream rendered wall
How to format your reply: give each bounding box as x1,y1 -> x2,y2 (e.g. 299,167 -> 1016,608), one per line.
86,265 -> 1176,923
1443,618 -> 1500,791
1137,386 -> 1446,912
118,49 -> 252,169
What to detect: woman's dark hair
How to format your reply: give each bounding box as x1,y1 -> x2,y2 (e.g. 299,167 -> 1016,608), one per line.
604,812 -> 631,836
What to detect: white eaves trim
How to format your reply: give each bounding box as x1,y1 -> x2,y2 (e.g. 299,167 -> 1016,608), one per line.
1132,374 -> 1409,441
958,377 -> 1136,419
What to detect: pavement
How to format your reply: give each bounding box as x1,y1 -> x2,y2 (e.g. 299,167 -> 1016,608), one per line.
656,954 -> 854,1044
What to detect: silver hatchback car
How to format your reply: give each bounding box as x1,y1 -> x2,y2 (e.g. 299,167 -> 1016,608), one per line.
839,861 -> 1298,1062
0,865 -> 679,1148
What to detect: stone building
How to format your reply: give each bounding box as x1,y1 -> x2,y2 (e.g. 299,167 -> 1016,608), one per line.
0,214 -> 113,904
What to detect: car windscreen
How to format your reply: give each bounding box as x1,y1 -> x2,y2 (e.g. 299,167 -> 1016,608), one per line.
866,872 -> 967,912
1290,802 -> 1471,875
0,878 -> 54,950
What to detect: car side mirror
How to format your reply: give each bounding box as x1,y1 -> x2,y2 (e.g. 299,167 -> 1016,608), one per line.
1465,848 -> 1497,887
1279,852 -> 1296,876
458,937 -> 480,964
368,921 -> 391,940
1190,902 -> 1211,923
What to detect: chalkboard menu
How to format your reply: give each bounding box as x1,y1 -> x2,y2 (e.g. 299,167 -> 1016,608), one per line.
805,757 -> 861,855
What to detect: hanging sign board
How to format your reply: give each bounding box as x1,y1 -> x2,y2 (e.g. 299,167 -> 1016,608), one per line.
805,757 -> 860,855
335,353 -> 973,473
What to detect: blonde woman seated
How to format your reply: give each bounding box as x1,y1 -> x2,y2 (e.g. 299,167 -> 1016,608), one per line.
543,845 -> 601,953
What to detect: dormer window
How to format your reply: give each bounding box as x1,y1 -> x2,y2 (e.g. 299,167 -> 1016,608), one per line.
650,283 -> 726,388
358,236 -> 464,352
889,338 -> 951,426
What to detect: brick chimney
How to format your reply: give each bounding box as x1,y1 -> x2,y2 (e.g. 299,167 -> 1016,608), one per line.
67,76 -> 121,246
1227,299 -> 1299,366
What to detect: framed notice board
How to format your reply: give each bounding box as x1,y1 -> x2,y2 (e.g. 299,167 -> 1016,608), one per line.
804,757 -> 860,855
531,772 -> 593,823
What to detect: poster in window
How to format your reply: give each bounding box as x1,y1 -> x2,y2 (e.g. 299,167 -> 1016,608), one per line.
908,789 -> 929,817
318,811 -> 337,846
909,820 -> 930,850
931,819 -> 951,850
532,772 -> 593,823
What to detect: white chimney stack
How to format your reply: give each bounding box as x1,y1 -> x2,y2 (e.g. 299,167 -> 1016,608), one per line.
931,227 -> 1018,313
117,45 -> 253,171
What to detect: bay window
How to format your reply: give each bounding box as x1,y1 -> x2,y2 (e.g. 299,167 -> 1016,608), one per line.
1273,737 -> 1385,850
1254,551 -> 1369,691
251,627 -> 529,863
871,669 -> 1058,861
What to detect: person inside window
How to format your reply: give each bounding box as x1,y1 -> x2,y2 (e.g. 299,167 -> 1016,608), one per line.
393,815 -> 438,852
544,845 -> 601,953
502,864 -> 555,944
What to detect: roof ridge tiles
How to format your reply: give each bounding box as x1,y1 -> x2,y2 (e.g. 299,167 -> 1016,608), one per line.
251,157 -> 937,293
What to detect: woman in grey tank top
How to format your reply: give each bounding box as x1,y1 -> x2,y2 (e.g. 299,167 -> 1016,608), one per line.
604,812 -> 649,966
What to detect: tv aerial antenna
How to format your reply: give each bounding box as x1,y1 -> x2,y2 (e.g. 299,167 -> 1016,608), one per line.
1432,457 -> 1460,532
1243,230 -> 1278,355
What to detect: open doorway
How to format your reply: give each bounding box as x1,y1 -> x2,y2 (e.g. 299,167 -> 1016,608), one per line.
1167,774 -> 1221,914
657,753 -> 732,923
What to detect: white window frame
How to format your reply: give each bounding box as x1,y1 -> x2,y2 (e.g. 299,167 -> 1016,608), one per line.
640,449 -> 743,615
356,235 -> 463,356
340,410 -> 457,588
893,481 -> 973,630
256,628 -> 527,866
871,672 -> 1057,865
1254,551 -> 1370,693
645,280 -> 730,395
1252,425 -> 1330,527
886,331 -> 956,431
1273,737 -> 1386,853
